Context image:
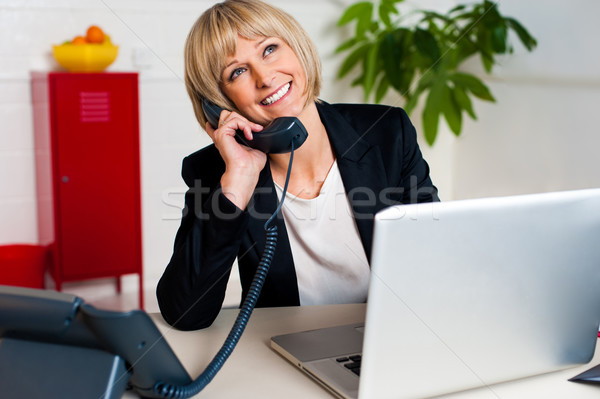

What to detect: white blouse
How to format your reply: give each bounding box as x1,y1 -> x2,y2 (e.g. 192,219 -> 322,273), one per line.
274,161 -> 370,305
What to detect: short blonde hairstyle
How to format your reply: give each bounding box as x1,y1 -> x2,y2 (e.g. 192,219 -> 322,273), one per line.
184,0 -> 322,128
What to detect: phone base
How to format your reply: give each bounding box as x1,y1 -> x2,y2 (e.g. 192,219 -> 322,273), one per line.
0,337 -> 130,399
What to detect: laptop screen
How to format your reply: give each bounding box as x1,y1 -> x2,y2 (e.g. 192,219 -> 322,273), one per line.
360,188 -> 600,398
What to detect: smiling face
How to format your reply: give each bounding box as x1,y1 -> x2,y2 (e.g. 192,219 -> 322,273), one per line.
220,36 -> 308,126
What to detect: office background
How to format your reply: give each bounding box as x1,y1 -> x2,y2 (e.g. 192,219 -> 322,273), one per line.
1,0 -> 599,309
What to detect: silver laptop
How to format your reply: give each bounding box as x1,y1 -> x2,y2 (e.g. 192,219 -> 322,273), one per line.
271,188 -> 600,399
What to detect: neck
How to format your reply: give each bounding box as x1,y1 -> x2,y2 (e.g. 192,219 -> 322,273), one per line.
268,102 -> 335,198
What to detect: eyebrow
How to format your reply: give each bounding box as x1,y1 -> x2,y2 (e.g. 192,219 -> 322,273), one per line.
223,37 -> 270,69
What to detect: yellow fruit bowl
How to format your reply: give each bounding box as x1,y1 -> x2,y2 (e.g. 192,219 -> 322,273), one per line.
52,43 -> 119,72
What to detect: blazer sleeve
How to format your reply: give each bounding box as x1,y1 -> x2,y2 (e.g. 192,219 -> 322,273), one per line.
156,149 -> 248,330
396,107 -> 439,204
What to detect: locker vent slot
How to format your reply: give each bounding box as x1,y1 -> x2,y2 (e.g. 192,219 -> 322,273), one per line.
79,91 -> 110,123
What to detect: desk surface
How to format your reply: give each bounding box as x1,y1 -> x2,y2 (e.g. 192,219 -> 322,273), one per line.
141,304 -> 599,399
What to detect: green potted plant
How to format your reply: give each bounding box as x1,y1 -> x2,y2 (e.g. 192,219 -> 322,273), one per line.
335,0 -> 537,145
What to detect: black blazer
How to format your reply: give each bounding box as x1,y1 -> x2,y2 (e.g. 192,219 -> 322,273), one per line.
157,101 -> 438,330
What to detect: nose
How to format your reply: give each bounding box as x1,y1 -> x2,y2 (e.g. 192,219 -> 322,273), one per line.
253,64 -> 275,88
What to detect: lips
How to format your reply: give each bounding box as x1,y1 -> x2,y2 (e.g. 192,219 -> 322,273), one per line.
261,82 -> 290,105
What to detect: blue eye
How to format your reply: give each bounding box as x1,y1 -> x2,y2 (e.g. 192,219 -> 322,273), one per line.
230,67 -> 246,81
264,44 -> 277,57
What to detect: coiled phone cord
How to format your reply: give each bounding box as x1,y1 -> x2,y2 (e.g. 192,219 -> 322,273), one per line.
154,142 -> 295,398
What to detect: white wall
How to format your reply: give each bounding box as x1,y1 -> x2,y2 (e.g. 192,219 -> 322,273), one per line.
1,0 -> 599,308
449,0 -> 600,199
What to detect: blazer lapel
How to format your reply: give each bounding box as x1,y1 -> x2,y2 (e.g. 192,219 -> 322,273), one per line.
245,161 -> 299,303
316,102 -> 388,259
246,163 -> 280,247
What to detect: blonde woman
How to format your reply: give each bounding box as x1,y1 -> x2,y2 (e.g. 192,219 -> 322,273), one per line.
157,0 -> 438,330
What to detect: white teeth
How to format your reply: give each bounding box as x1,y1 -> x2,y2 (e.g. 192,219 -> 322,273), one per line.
262,83 -> 290,105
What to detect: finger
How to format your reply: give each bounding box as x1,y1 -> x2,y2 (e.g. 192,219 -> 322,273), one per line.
221,113 -> 263,141
242,123 -> 263,141
218,110 -> 232,127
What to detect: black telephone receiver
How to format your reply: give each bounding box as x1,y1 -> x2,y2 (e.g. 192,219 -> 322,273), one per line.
202,98 -> 308,154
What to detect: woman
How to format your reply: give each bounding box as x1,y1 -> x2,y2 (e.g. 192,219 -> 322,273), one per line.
157,0 -> 438,330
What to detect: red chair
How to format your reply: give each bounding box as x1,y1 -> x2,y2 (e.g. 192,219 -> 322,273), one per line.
0,244 -> 47,288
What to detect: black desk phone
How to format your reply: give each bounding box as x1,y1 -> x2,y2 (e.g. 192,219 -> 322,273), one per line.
0,104 -> 307,399
202,98 -> 307,153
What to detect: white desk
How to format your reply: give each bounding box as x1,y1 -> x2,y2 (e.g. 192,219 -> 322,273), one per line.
144,304 -> 600,399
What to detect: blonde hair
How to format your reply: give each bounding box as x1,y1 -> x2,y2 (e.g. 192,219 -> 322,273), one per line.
184,0 -> 322,128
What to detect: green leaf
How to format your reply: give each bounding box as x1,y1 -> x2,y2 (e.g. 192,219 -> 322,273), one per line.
422,77 -> 444,146
338,2 -> 374,39
480,0 -> 500,20
335,37 -> 360,53
399,68 -> 416,97
449,72 -> 495,102
448,4 -> 467,14
357,13 -> 375,38
351,73 -> 364,87
404,93 -> 418,115
413,70 -> 435,93
403,71 -> 434,115
506,17 -> 538,51
452,9 -> 476,21
481,52 -> 494,73
381,33 -> 401,87
369,21 -> 380,33
452,84 -> 476,120
490,24 -> 508,53
420,11 -> 453,24
441,83 -> 462,136
414,27 -> 441,63
363,42 -> 381,101
381,29 -> 415,94
378,1 -> 399,29
476,29 -> 496,72
338,2 -> 373,26
375,74 -> 390,103
454,34 -> 478,62
337,43 -> 371,79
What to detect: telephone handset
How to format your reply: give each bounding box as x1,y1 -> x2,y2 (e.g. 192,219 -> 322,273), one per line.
202,98 -> 308,154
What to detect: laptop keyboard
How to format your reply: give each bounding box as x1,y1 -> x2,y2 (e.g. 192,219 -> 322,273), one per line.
336,354 -> 361,376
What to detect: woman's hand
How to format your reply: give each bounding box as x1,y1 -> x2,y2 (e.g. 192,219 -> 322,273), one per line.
205,110 -> 267,210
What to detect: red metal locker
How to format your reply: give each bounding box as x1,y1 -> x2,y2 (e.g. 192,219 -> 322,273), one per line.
32,72 -> 143,309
